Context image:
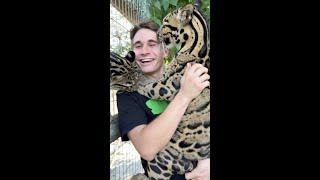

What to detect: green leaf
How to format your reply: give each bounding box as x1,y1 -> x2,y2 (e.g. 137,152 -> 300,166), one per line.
163,0 -> 169,11
168,46 -> 177,59
154,18 -> 162,26
154,0 -> 161,10
146,99 -> 169,115
169,0 -> 178,6
153,5 -> 163,18
178,0 -> 190,8
175,43 -> 182,51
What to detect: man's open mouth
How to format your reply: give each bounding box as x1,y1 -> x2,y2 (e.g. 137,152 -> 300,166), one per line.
140,58 -> 153,63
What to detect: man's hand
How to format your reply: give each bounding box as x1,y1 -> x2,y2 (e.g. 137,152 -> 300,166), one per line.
185,158 -> 210,180
179,63 -> 210,102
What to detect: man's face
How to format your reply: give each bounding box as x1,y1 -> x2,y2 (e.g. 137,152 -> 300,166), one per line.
132,28 -> 168,79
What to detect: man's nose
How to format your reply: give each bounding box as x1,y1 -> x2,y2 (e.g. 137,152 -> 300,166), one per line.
141,45 -> 150,54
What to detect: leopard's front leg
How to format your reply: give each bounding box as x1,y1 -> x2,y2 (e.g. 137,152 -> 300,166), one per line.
147,158 -> 174,180
146,148 -> 197,179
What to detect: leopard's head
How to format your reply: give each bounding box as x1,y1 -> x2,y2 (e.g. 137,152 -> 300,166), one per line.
158,4 -> 195,48
110,51 -> 138,91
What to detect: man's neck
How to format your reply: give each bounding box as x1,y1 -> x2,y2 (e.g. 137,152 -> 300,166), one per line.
144,73 -> 161,81
144,68 -> 164,81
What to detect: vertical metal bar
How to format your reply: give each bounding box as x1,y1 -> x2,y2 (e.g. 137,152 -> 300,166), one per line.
135,1 -> 137,24
118,0 -> 120,13
138,0 -> 140,24
128,0 -> 130,23
138,1 -> 141,24
127,148 -> 129,179
124,0 -> 126,21
122,0 -> 124,16
117,0 -> 119,10
119,145 -> 121,180
130,1 -> 132,24
127,1 -> 129,23
131,1 -> 133,24
134,0 -> 136,24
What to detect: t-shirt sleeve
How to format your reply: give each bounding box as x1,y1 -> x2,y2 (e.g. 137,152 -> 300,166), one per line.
117,92 -> 148,141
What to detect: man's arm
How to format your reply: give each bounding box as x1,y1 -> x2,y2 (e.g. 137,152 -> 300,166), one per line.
128,63 -> 210,161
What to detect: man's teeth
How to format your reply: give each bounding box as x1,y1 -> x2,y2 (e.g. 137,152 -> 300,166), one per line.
141,59 -> 152,63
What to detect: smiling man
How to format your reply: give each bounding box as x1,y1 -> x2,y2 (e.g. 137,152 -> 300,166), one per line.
131,25 -> 166,80
116,21 -> 210,180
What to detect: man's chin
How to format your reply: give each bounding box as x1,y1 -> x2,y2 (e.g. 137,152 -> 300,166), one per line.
139,64 -> 154,72
138,61 -> 154,67
141,68 -> 154,74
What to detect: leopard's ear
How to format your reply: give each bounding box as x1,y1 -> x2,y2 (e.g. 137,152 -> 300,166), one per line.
179,4 -> 194,26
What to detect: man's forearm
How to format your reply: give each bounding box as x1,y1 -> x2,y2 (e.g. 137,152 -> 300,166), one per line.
130,91 -> 191,160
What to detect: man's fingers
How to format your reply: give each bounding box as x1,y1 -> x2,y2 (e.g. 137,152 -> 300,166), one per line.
201,81 -> 210,88
185,63 -> 191,73
199,74 -> 210,82
184,168 -> 200,179
188,63 -> 204,73
185,171 -> 198,180
194,67 -> 208,77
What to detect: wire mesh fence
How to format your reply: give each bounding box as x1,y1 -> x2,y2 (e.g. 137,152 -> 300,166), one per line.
110,90 -> 144,180
110,138 -> 145,180
110,3 -> 144,178
110,0 -> 150,25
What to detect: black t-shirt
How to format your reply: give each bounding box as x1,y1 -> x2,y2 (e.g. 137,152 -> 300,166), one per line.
117,91 -> 186,180
117,91 -> 157,141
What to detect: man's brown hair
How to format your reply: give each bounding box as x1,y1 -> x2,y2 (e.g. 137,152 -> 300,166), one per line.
130,21 -> 160,41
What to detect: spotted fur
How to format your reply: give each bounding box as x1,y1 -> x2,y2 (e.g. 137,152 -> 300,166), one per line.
143,4 -> 210,179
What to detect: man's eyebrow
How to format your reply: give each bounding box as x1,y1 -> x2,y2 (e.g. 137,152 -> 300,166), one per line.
148,39 -> 159,43
133,41 -> 142,46
133,39 -> 159,46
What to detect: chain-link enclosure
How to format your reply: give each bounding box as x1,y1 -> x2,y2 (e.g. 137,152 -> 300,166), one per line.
110,138 -> 145,180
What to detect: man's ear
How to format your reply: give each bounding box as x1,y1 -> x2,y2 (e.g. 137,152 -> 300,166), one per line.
160,42 -> 169,57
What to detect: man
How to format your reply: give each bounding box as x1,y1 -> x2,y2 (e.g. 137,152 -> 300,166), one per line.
117,21 -> 210,180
